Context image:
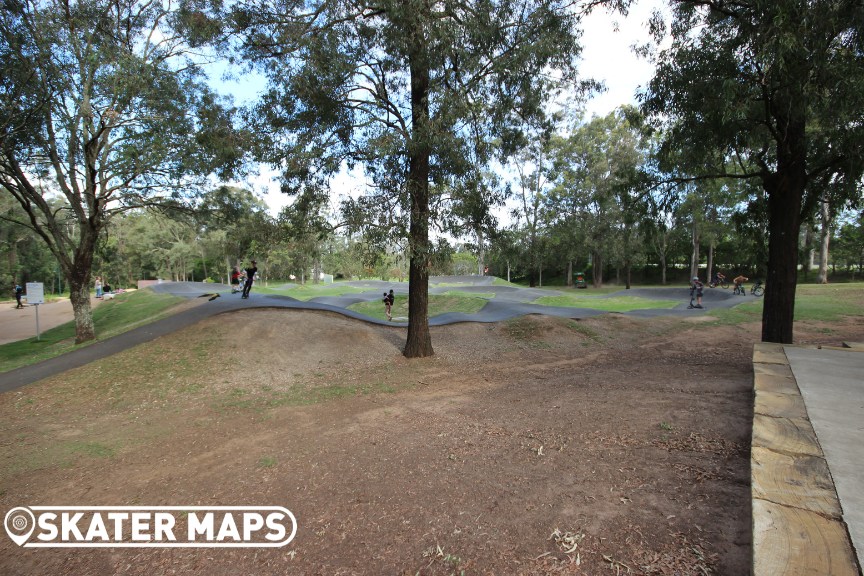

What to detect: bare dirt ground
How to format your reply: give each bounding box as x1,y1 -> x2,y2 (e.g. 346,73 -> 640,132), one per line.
1,308 -> 862,575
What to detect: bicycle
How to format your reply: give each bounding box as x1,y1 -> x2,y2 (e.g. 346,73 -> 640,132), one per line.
751,280 -> 764,297
709,277 -> 729,289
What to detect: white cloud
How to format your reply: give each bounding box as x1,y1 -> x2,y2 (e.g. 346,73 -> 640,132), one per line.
225,162 -> 367,217
578,0 -> 663,118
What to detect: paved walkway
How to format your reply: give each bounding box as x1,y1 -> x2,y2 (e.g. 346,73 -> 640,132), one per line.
0,297 -> 103,346
752,343 -> 864,575
787,347 -> 864,570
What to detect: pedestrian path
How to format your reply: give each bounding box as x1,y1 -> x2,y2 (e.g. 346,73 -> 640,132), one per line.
751,342 -> 863,575
0,297 -> 103,345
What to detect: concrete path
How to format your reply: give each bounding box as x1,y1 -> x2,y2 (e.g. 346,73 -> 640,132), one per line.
786,347 -> 864,571
0,297 -> 103,346
751,343 -> 863,575
0,279 -> 757,393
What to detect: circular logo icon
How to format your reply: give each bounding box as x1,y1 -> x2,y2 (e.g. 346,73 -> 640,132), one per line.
4,507 -> 35,546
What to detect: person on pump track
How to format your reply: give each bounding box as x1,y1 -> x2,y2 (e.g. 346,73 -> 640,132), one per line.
242,260 -> 258,299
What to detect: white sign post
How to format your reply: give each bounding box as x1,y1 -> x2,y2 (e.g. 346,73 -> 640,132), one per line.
25,282 -> 45,341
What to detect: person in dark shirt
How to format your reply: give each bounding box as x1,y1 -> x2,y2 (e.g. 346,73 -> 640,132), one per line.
383,289 -> 395,320
14,283 -> 24,309
241,260 -> 258,299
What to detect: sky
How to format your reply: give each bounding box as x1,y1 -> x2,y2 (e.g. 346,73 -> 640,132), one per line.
579,1 -> 662,119
212,0 -> 664,216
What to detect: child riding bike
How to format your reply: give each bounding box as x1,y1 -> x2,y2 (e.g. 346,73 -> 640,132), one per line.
750,279 -> 764,296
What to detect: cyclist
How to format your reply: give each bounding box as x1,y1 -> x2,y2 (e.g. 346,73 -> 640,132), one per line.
751,279 -> 764,296
732,275 -> 748,295
710,271 -> 726,287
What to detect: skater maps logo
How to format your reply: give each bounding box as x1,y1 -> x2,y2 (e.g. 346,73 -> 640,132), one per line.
4,506 -> 296,548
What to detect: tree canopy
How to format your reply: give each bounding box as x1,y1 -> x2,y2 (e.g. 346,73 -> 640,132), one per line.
0,0 -> 243,342
221,0 -> 611,356
642,0 -> 864,343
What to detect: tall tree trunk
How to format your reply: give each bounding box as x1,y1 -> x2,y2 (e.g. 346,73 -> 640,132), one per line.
201,246 -> 208,281
762,115 -> 807,344
591,250 -> 603,288
656,230 -> 668,285
661,257 -> 667,285
690,220 -> 700,280
69,279 -> 95,344
801,225 -> 813,281
47,217 -> 100,342
817,197 -> 830,284
567,260 -> 573,287
65,244 -> 96,343
528,227 -> 537,287
476,225 -> 484,276
707,243 -> 714,284
404,45 -> 433,358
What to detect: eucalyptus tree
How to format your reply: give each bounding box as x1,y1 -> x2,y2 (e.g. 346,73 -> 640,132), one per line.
832,212 -> 864,276
0,192 -> 56,288
442,171 -> 503,277
546,213 -> 585,287
807,173 -> 852,284
0,0 -> 243,342
643,0 -> 864,343
199,185 -> 270,277
511,132 -> 554,287
548,107 -> 647,287
223,0 -> 619,357
487,226 -> 524,282
611,178 -> 649,289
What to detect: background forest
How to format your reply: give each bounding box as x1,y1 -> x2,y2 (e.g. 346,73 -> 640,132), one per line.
4,109 -> 863,293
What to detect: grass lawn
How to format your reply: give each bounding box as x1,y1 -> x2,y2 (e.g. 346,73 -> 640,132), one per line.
705,282 -> 864,325
793,283 -> 864,321
438,290 -> 495,299
348,294 -> 488,320
0,289 -> 185,373
533,293 -> 679,312
705,300 -> 764,325
256,284 -> 371,300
